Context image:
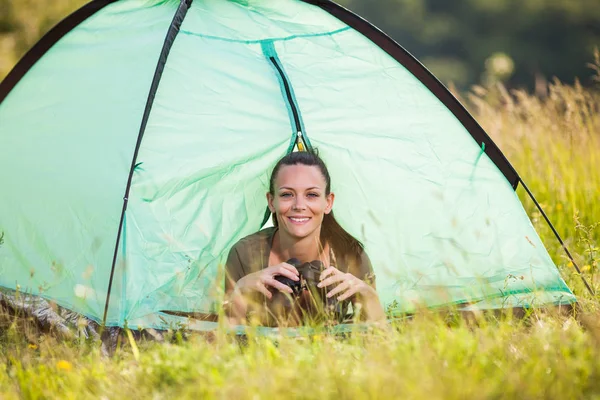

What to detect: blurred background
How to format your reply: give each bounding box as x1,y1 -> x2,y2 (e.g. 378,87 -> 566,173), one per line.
339,0 -> 600,90
0,0 -> 599,90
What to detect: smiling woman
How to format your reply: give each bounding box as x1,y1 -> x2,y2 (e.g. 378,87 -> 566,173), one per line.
224,151 -> 385,327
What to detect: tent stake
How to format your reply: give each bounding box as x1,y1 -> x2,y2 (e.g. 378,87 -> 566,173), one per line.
519,178 -> 595,296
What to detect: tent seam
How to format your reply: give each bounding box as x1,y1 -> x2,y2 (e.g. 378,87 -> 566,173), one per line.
179,26 -> 350,44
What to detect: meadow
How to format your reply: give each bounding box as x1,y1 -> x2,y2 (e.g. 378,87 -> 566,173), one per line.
0,49 -> 599,399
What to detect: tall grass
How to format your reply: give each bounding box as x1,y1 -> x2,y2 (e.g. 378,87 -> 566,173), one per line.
2,312 -> 600,399
1,54 -> 600,399
464,51 -> 600,299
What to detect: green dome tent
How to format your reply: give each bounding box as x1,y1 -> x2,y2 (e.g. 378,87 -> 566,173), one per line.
0,0 -> 579,331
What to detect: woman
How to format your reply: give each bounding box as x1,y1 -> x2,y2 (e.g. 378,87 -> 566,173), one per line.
224,151 -> 384,326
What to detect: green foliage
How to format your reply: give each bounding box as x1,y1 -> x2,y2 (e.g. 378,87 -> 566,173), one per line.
337,0 -> 600,89
0,0 -> 86,79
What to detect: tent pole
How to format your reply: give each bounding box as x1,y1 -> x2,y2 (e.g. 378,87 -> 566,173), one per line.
102,0 -> 194,327
519,178 -> 595,296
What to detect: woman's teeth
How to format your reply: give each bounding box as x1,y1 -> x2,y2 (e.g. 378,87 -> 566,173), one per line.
289,217 -> 309,223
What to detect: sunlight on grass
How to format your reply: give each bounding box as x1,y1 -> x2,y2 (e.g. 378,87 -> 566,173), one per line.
1,53 -> 599,399
1,311 -> 599,398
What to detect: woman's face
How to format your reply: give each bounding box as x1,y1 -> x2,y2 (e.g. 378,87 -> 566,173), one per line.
268,164 -> 334,240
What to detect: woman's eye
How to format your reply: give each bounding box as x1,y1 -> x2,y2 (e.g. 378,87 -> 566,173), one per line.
280,193 -> 292,198
307,193 -> 319,198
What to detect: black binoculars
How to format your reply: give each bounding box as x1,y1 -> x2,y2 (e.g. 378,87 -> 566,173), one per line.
270,258 -> 349,323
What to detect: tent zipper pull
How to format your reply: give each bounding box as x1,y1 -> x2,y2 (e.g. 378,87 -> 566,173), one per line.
297,131 -> 305,152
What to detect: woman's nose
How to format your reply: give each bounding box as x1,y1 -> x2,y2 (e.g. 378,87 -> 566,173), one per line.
292,198 -> 306,210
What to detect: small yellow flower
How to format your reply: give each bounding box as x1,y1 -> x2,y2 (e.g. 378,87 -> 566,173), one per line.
56,360 -> 73,371
556,203 -> 563,211
28,344 -> 37,350
582,265 -> 591,272
567,261 -> 574,268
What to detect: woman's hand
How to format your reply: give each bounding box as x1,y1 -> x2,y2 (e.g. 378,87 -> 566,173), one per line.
234,262 -> 299,299
317,266 -> 385,321
317,266 -> 377,301
226,263 -> 300,324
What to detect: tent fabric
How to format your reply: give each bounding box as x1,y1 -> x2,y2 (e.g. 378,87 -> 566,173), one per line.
0,0 -> 575,331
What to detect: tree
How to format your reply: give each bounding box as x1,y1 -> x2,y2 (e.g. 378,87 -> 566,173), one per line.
338,0 -> 600,89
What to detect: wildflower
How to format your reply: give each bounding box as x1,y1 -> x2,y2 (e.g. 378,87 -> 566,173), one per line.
28,344 -> 37,350
56,360 -> 73,371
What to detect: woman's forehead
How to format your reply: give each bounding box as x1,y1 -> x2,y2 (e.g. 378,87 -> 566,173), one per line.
276,164 -> 326,188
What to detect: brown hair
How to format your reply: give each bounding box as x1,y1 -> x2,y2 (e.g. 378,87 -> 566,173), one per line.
269,151 -> 364,268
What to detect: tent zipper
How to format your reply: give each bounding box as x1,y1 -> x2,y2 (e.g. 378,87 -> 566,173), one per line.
269,57 -> 301,136
267,55 -> 310,151
260,42 -> 313,228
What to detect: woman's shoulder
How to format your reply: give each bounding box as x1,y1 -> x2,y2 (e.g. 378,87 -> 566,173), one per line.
226,227 -> 275,277
230,227 -> 276,256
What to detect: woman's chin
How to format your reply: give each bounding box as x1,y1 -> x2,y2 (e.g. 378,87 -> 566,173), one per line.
281,224 -> 316,240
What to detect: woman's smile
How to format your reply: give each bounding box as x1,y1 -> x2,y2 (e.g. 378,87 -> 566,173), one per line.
288,216 -> 311,225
